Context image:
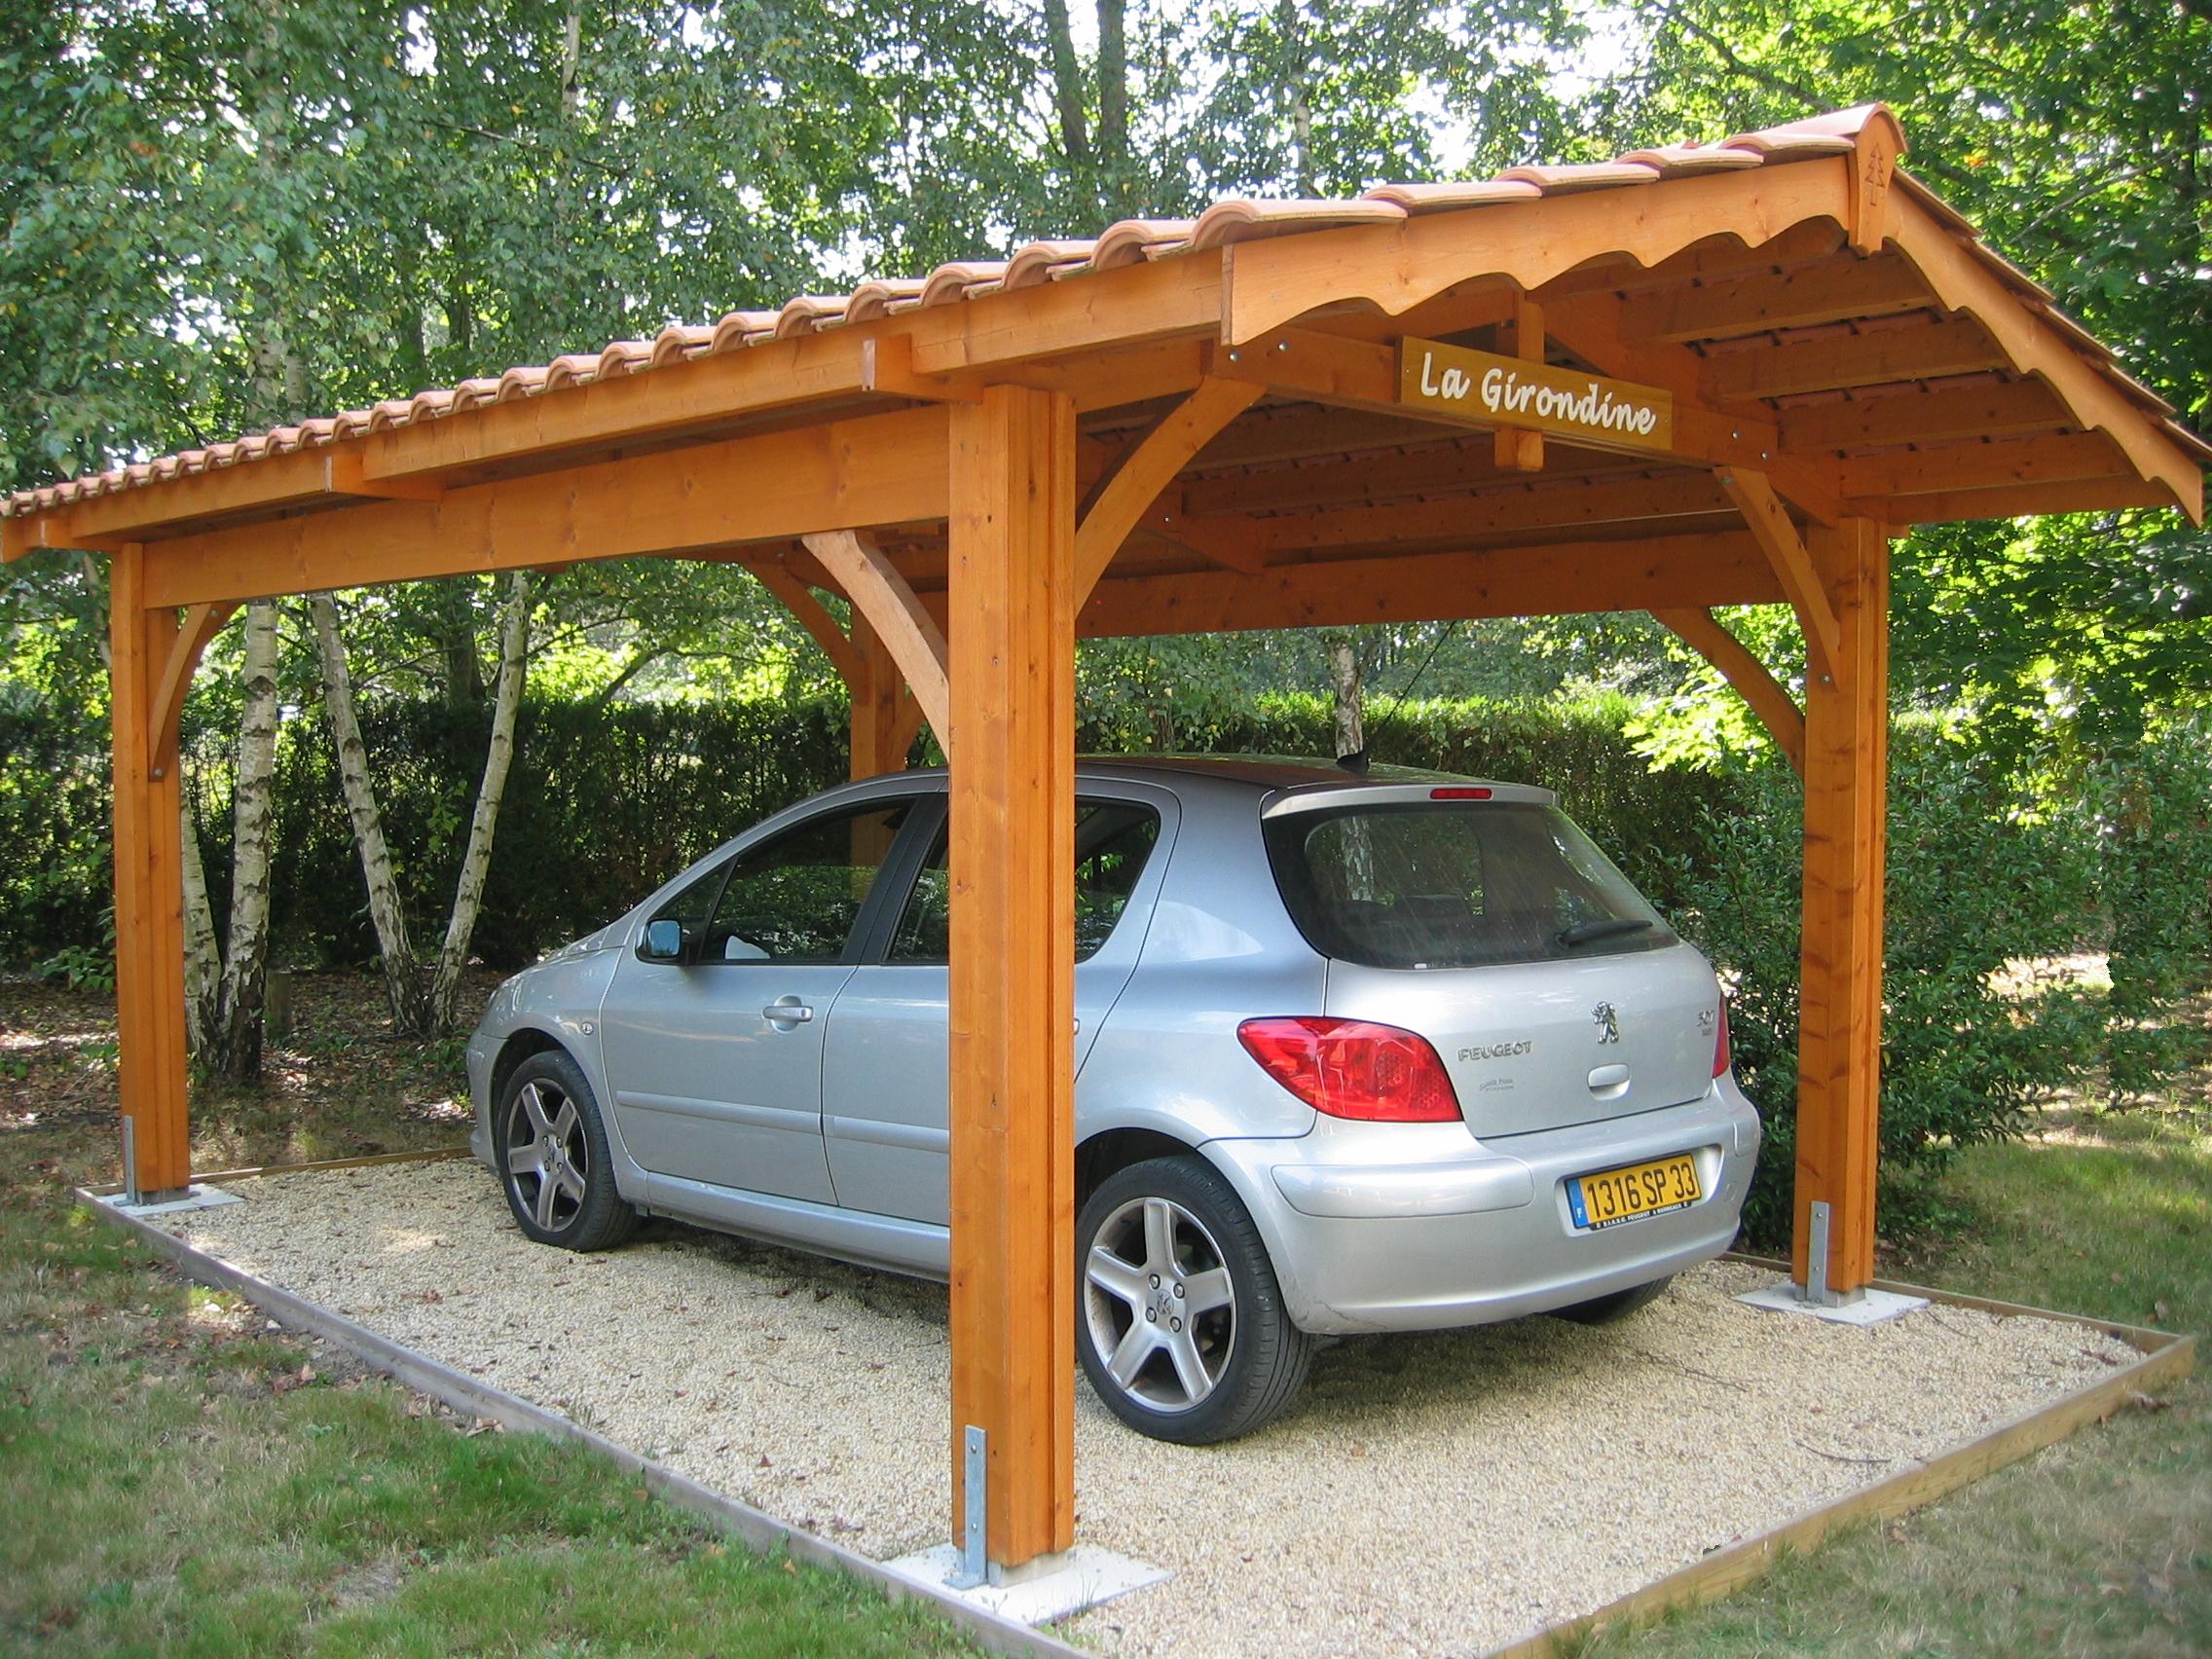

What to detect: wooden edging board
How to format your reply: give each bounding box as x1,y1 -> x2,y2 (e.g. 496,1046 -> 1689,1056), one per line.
1488,1252 -> 2196,1657
75,1177 -> 1084,1659
78,1143 -> 478,1197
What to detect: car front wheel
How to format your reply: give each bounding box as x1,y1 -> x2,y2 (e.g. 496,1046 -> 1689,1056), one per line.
1076,1156 -> 1311,1444
496,1050 -> 638,1252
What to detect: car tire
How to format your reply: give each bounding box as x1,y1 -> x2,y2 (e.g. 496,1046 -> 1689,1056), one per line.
1555,1274 -> 1673,1325
1076,1156 -> 1311,1444
495,1050 -> 638,1252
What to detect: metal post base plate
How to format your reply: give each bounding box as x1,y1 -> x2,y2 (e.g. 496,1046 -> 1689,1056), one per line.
92,1185 -> 244,1219
883,1543 -> 1169,1625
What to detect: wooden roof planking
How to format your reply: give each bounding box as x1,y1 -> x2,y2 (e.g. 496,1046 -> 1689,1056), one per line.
4,102 -> 2203,641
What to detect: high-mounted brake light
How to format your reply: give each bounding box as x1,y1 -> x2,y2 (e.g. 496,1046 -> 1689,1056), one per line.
1429,787 -> 1493,800
1236,1016 -> 1462,1123
1713,997 -> 1732,1078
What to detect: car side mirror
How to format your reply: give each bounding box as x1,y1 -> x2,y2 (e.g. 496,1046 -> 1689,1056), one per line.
641,918 -> 684,962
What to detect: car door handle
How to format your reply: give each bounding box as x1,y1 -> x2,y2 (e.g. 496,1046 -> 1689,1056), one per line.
762,998 -> 814,1027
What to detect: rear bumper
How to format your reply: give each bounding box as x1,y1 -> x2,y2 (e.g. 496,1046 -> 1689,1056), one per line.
1204,1076 -> 1761,1335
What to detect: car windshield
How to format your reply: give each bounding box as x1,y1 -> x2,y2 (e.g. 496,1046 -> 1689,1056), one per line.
1263,800 -> 1674,970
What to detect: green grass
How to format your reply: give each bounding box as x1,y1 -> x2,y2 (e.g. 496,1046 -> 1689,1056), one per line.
1580,1103 -> 2212,1658
0,983 -> 979,1659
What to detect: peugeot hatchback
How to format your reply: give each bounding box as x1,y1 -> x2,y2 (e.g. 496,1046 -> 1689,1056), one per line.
467,758 -> 1759,1442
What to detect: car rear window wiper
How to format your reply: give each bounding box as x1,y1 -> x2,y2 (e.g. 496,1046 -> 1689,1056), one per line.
1556,917 -> 1654,948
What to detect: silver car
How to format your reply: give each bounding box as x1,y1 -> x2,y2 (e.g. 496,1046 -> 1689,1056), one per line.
466,758 -> 1759,1443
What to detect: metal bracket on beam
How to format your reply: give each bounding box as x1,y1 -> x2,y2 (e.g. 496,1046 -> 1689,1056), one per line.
949,1423 -> 987,1590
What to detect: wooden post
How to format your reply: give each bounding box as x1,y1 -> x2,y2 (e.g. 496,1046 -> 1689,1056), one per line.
946,383 -> 1078,1569
108,543 -> 194,1197
1792,518 -> 1889,1297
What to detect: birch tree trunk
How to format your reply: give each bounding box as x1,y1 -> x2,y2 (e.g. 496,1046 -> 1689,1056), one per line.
429,572 -> 532,1033
179,795 -> 219,1054
1326,632 -> 1366,758
310,591 -> 430,1032
205,600 -> 281,1079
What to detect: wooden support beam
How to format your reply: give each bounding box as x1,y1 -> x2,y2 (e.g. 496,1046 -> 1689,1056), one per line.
1074,378 -> 1265,599
749,561 -> 865,686
1780,380 -> 2068,454
1873,473 -> 2177,525
1716,467 -> 1841,684
1793,519 -> 1890,1298
1075,530 -> 1781,638
1650,608 -> 1806,777
800,531 -> 951,760
1701,315 -> 2009,403
1493,295 -> 1546,473
945,383 -> 1077,1569
1831,430 -> 2129,501
1240,467 -> 1730,555
150,602 -> 240,779
142,406 -> 951,608
1619,254 -> 1933,346
108,544 -> 192,1198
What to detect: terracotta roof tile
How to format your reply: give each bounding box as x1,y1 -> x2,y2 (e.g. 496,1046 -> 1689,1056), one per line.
7,103 -> 2200,520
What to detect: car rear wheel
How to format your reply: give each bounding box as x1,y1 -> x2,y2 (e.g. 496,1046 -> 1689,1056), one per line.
1076,1156 -> 1311,1444
1556,1274 -> 1673,1324
496,1051 -> 638,1252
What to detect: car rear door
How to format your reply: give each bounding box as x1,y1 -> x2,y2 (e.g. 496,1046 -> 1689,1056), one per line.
596,793 -> 932,1202
820,788 -> 1175,1224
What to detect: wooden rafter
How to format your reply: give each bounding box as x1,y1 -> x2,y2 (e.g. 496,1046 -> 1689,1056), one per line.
800,530 -> 951,758
1074,530 -> 1781,638
1651,607 -> 1806,776
1620,255 -> 1932,346
1074,378 -> 1266,599
1833,430 -> 2128,501
1701,314 -> 2010,403
1779,380 -> 2068,453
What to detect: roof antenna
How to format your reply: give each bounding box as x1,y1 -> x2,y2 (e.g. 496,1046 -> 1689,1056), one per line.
1337,746 -> 1370,776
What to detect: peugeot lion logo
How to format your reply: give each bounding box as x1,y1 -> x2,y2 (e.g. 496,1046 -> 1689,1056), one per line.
1592,1001 -> 1622,1045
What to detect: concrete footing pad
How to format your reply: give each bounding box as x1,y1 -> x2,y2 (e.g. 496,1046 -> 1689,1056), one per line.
882,1544 -> 1167,1625
93,1185 -> 243,1219
1736,1283 -> 1930,1325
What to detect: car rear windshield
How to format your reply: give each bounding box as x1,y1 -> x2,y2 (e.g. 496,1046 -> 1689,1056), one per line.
1263,800 -> 1675,970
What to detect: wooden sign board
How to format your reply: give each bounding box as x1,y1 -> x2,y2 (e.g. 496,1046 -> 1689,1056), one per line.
1397,337 -> 1675,455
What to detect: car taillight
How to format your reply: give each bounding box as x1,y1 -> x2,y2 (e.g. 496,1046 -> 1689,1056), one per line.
1713,997 -> 1732,1078
1236,1016 -> 1463,1123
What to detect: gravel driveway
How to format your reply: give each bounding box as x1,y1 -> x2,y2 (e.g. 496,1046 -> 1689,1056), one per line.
161,1160 -> 2136,1655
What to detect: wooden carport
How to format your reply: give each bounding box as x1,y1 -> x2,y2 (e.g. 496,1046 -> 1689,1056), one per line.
6,103 -> 2204,1578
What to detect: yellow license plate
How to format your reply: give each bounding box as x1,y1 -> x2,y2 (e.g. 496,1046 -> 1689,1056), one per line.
1567,1153 -> 1703,1231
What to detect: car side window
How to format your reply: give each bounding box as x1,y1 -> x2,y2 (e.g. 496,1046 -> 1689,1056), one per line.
888,798 -> 1161,965
644,801 -> 912,966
